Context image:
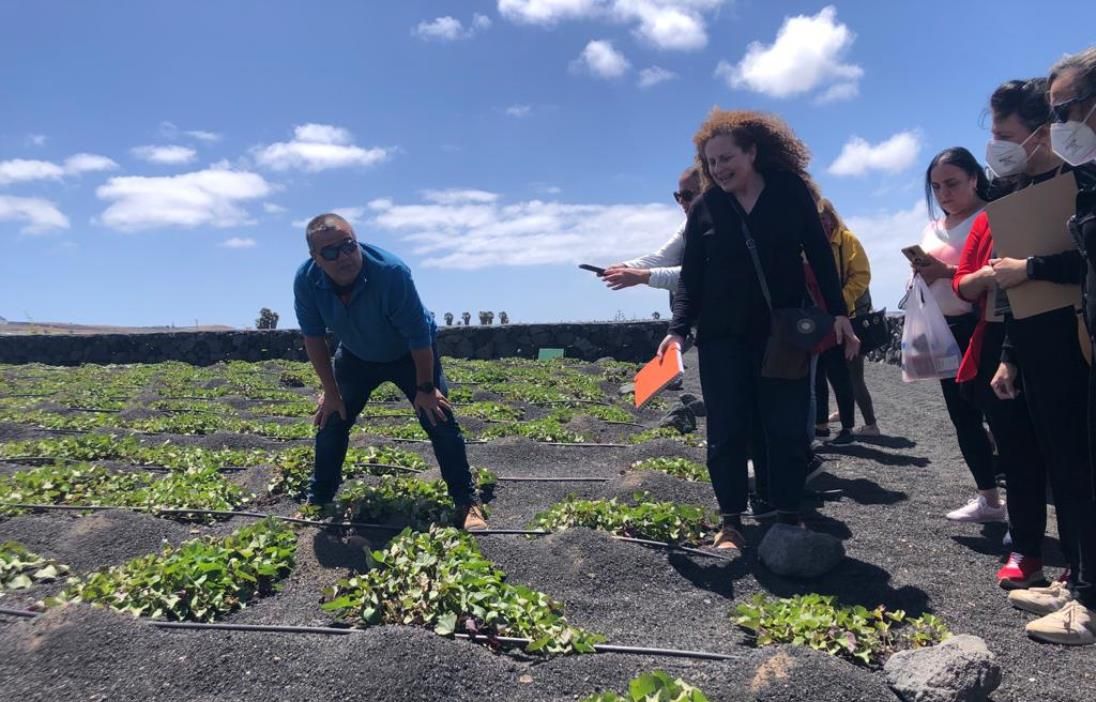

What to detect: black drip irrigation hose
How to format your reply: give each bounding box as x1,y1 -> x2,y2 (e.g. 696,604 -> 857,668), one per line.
495,476 -> 608,483
0,503 -> 730,559
0,607 -> 740,661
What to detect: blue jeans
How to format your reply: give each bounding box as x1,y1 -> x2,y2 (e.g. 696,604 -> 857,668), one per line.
309,344 -> 477,506
699,336 -> 811,517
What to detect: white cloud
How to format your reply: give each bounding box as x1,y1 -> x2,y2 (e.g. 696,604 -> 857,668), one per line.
96,163 -> 273,232
716,5 -> 862,100
499,0 -> 723,51
423,189 -> 500,205
26,134 -> 47,147
263,202 -> 287,214
131,145 -> 197,165
186,130 -> 221,142
63,153 -> 119,174
844,200 -> 925,309
413,14 -> 492,41
0,159 -> 65,185
219,237 -> 257,249
0,154 -> 117,185
505,104 -> 533,118
638,65 -> 677,88
571,40 -> 630,79
254,123 -> 390,172
369,191 -> 681,269
290,206 -> 369,230
814,81 -> 859,105
828,131 -> 923,177
0,195 -> 70,233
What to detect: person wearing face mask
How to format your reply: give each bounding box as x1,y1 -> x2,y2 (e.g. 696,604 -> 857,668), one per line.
658,109 -> 857,549
943,146 -> 1052,593
1012,46 -> 1096,646
602,166 -> 701,295
961,78 -> 1096,637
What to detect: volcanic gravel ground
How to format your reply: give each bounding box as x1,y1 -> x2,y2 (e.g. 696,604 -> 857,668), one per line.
2,354 -> 1096,701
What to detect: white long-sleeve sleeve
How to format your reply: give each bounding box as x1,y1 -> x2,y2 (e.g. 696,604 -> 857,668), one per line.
621,222 -> 686,292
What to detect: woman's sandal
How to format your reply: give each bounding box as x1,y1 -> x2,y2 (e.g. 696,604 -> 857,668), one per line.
712,526 -> 746,551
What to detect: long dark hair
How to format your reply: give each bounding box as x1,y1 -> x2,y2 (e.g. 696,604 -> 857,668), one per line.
924,147 -> 992,219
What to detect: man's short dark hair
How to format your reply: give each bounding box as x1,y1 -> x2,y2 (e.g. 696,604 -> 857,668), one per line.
305,213 -> 353,250
680,165 -> 700,182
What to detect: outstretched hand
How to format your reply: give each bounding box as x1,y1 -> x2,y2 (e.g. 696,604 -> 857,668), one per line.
602,266 -> 651,290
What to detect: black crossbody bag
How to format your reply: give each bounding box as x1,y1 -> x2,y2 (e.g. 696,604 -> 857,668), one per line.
722,195 -> 834,379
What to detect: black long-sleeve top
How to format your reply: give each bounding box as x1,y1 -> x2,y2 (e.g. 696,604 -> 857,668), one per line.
669,170 -> 847,344
996,165 -> 1096,365
1072,174 -> 1096,339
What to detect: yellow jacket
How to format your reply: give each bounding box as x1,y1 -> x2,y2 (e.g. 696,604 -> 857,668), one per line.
830,227 -> 871,315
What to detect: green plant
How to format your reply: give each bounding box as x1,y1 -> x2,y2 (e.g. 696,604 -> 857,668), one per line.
631,457 -> 709,482
322,526 -> 601,654
267,445 -> 427,497
46,519 -> 296,621
627,427 -> 704,447
530,493 -> 717,545
0,463 -> 249,521
579,404 -> 635,423
733,594 -> 951,667
583,671 -> 709,702
0,542 -> 68,590
335,476 -> 458,529
481,418 -> 586,443
458,402 -> 524,422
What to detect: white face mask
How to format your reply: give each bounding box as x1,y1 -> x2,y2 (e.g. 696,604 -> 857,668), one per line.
1050,102 -> 1096,167
986,130 -> 1040,178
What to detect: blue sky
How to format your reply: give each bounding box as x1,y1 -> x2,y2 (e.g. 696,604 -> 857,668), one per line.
1,1 -> 1093,329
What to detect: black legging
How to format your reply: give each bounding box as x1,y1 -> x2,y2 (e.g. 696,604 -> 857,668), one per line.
815,345 -> 855,430
940,314 -> 997,492
847,355 -> 877,425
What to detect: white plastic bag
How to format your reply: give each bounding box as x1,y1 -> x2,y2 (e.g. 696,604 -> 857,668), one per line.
900,275 -> 962,382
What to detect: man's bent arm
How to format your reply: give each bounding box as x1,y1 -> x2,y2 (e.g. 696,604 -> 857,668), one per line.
304,336 -> 340,398
410,346 -> 435,389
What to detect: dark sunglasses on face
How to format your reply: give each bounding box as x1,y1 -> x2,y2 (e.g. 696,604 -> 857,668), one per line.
1051,92 -> 1093,123
673,190 -> 696,205
317,239 -> 357,262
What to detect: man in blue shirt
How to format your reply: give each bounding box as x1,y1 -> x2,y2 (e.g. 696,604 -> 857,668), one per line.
293,213 -> 486,530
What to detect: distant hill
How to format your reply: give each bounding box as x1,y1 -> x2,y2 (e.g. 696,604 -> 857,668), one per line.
0,321 -> 236,335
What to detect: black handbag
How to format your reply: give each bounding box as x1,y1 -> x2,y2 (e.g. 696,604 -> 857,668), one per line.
852,309 -> 890,354
725,196 -> 833,378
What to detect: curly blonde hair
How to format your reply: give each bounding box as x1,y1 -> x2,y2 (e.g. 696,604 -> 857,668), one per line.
693,108 -> 813,192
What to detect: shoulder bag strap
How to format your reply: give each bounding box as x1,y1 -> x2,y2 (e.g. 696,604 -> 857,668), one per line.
721,194 -> 774,312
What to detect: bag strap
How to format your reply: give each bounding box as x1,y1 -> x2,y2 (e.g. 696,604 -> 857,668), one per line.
722,194 -> 775,312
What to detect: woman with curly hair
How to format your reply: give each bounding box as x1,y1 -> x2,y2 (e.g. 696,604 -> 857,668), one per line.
660,109 -> 857,549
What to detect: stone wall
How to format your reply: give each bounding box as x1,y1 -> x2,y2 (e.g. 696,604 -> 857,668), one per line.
0,321 -> 672,367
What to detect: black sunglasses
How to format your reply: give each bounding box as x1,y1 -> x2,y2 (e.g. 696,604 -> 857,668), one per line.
673,190 -> 696,205
317,238 -> 357,262
1051,92 -> 1093,124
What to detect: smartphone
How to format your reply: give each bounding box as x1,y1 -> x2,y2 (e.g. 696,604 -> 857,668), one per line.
901,245 -> 929,265
579,264 -> 606,276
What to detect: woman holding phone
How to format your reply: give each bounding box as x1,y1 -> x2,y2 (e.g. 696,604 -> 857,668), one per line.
912,147 -> 1007,527
658,109 -> 856,549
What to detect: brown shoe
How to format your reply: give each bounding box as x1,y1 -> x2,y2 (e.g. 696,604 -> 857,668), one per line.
712,526 -> 746,551
461,504 -> 488,531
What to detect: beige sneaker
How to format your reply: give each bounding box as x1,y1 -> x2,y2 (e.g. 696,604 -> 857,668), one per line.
1009,580 -> 1074,615
461,504 -> 488,531
852,424 -> 881,437
1025,601 -> 1096,645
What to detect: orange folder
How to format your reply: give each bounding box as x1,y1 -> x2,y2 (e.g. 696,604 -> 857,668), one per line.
634,345 -> 684,409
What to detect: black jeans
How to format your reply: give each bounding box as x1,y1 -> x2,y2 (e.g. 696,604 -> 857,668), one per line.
815,345 -> 855,430
963,322 -> 1047,559
309,344 -> 477,506
1010,306 -> 1096,607
940,315 -> 997,492
847,355 -> 877,425
699,335 -> 811,518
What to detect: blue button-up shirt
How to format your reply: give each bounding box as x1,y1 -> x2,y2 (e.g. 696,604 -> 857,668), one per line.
293,243 -> 437,362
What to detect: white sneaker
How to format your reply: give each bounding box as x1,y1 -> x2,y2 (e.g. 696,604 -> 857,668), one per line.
852,424 -> 881,437
827,411 -> 840,423
945,495 -> 1008,523
1009,580 -> 1074,615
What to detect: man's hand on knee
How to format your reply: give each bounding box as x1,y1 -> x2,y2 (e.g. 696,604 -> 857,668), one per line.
314,391 -> 348,429
414,389 -> 452,427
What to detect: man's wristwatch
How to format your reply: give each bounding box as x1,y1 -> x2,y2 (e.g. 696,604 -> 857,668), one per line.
416,381 -> 435,394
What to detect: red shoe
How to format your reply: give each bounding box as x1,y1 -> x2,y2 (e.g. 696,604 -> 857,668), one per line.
997,553 -> 1047,590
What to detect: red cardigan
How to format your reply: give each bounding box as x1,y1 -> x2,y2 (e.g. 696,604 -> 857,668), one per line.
951,212 -> 994,382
